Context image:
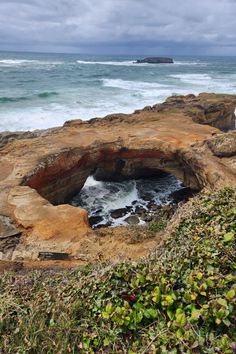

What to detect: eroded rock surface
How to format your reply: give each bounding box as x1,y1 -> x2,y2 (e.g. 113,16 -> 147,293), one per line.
0,93 -> 235,264
207,131 -> 236,157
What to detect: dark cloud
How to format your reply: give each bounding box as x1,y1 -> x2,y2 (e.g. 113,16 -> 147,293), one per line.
0,0 -> 236,55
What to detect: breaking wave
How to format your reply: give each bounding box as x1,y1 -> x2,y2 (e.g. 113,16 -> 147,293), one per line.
71,175 -> 182,227
0,59 -> 63,67
77,60 -> 139,66
102,78 -> 168,90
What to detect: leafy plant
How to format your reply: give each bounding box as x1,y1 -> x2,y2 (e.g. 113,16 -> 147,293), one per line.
0,188 -> 235,353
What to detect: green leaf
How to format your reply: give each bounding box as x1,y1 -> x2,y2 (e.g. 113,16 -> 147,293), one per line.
191,309 -> 201,321
223,319 -> 231,327
196,272 -> 203,280
135,311 -> 143,323
175,308 -> 183,315
223,232 -> 234,242
145,308 -> 158,319
217,298 -> 228,307
167,309 -> 175,320
175,313 -> 186,327
103,338 -> 110,346
105,303 -> 113,314
176,329 -> 183,339
226,289 -> 235,300
152,286 -> 161,303
102,311 -> 110,319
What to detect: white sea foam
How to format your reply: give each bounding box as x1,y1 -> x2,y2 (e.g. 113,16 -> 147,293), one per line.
0,59 -> 63,67
83,176 -> 103,187
170,73 -> 212,84
0,99 -> 135,131
71,175 -> 182,227
174,61 -> 208,66
77,60 -> 138,66
0,59 -> 36,66
102,78 -> 168,90
169,73 -> 236,91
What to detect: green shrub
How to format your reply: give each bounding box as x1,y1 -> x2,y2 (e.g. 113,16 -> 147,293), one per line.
148,220 -> 166,232
0,188 -> 235,353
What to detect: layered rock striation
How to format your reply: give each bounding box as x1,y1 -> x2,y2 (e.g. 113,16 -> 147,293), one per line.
0,93 -> 236,263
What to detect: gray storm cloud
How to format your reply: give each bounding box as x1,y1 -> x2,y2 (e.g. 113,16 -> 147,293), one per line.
0,0 -> 236,54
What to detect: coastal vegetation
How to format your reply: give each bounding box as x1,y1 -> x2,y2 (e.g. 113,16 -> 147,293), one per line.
0,188 -> 235,353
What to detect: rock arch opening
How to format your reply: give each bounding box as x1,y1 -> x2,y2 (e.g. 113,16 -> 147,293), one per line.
23,147 -> 200,221
71,172 -> 194,228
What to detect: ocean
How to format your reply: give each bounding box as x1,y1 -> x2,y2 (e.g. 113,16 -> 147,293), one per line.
0,51 -> 236,132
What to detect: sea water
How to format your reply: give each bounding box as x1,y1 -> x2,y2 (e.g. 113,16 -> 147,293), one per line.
71,175 -> 182,227
0,52 -> 236,131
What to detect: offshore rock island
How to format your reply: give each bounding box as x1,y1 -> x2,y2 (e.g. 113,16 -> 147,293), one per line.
0,92 -> 236,268
136,57 -> 174,64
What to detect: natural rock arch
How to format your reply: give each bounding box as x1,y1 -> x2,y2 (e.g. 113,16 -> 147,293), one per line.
22,146 -> 202,205
0,93 -> 235,262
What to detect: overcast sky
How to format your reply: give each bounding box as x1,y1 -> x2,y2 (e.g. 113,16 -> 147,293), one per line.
0,0 -> 236,55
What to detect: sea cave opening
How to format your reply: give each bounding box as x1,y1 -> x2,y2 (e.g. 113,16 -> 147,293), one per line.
70,171 -> 195,229
24,149 -> 200,228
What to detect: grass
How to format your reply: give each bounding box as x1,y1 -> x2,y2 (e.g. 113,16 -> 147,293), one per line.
0,188 -> 235,353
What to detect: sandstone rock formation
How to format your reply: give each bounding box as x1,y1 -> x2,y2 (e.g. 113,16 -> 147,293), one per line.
136,57 -> 173,64
0,93 -> 235,265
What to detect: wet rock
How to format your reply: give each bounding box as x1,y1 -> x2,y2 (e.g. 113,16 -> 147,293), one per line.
142,214 -> 153,222
94,209 -> 102,214
136,57 -> 173,64
110,208 -> 129,219
89,215 -> 104,227
141,193 -> 154,201
135,206 -> 147,215
149,204 -> 160,211
124,215 -> 140,225
96,221 -> 112,229
170,188 -> 196,203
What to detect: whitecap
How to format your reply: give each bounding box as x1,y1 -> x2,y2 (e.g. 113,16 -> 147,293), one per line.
77,60 -> 136,66
0,59 -> 63,67
174,61 -> 208,66
170,73 -> 212,85
76,60 -> 160,67
102,78 -> 168,90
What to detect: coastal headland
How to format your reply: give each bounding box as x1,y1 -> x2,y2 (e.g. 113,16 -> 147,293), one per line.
0,93 -> 236,268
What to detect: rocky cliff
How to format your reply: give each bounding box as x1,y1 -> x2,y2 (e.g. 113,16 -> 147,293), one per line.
0,93 -> 235,265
